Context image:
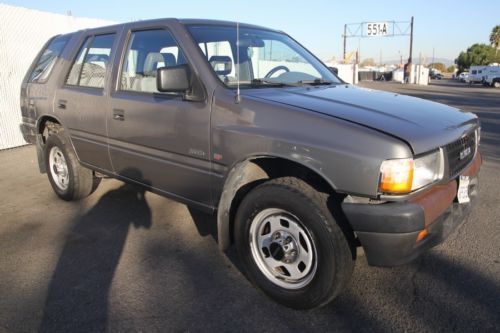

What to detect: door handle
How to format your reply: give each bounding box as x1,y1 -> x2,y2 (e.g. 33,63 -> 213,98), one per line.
113,109 -> 125,121
57,99 -> 67,109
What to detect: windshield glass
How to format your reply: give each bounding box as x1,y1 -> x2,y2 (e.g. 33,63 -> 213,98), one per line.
186,25 -> 341,87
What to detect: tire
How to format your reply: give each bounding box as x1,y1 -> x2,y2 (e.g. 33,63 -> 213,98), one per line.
235,177 -> 354,309
494,81 -> 500,88
44,132 -> 101,201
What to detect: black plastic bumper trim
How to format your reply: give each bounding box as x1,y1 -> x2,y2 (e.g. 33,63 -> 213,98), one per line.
342,201 -> 425,233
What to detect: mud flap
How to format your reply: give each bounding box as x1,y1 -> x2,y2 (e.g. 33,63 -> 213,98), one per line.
36,134 -> 46,174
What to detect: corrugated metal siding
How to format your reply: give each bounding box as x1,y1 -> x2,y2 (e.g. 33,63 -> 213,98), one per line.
0,4 -> 114,150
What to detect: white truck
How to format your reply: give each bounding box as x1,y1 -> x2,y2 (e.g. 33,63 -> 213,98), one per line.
483,65 -> 500,87
468,66 -> 486,84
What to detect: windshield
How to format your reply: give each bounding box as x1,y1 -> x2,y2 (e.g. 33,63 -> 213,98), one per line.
186,25 -> 341,87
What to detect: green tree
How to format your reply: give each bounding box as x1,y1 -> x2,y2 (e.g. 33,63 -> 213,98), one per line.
447,65 -> 456,73
490,25 -> 500,49
455,43 -> 500,72
428,62 -> 446,72
360,58 -> 376,67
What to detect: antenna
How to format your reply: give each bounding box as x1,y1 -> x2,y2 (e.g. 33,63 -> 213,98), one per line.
235,21 -> 241,104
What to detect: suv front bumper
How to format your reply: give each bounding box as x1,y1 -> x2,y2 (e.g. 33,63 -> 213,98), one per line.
342,152 -> 481,267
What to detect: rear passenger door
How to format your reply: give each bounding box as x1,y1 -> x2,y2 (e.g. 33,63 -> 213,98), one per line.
107,25 -> 212,207
55,30 -> 118,171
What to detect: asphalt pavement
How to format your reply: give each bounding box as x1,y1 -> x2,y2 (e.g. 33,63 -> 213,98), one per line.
0,79 -> 499,332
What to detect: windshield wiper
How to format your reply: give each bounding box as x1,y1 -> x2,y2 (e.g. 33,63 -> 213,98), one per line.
297,79 -> 334,86
249,79 -> 289,87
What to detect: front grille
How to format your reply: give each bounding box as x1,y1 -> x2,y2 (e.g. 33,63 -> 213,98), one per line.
445,131 -> 476,178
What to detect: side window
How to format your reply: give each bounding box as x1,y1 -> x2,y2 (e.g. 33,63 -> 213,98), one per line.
120,29 -> 186,93
207,41 -> 235,81
66,38 -> 91,85
66,34 -> 115,89
29,34 -> 71,83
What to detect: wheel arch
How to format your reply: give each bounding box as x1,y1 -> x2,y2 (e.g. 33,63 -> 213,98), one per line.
37,115 -> 63,136
35,115 -> 76,173
216,154 -> 341,251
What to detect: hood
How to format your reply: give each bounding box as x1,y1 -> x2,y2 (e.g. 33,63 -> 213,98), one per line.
244,85 -> 478,154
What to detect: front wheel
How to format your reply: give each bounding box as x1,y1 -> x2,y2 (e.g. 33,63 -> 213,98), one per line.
235,177 -> 354,309
45,132 -> 100,201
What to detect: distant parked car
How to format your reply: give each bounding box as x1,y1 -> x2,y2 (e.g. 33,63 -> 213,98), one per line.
430,72 -> 443,80
458,72 -> 469,82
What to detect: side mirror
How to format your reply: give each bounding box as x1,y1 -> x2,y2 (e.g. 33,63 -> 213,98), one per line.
208,56 -> 232,76
157,65 -> 190,92
328,66 -> 339,75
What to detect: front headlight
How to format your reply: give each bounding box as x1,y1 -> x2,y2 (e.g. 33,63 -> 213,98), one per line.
379,149 -> 444,194
412,149 -> 444,190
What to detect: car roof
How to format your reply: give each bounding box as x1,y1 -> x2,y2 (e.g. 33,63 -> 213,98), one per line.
178,18 -> 279,32
75,18 -> 280,36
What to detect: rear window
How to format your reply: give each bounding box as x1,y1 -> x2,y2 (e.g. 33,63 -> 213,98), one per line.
29,34 -> 71,83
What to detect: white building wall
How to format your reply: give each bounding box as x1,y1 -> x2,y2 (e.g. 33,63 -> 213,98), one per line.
323,61 -> 358,84
336,64 -> 358,84
0,4 -> 114,150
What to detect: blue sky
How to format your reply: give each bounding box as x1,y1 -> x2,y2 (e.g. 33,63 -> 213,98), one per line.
3,0 -> 499,63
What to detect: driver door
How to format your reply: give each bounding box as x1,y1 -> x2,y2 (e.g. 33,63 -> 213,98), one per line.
107,25 -> 212,207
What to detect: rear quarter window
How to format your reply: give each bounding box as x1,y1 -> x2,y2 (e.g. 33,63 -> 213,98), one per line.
29,34 -> 71,83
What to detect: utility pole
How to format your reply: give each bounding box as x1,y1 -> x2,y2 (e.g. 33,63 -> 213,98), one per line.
431,47 -> 435,69
353,50 -> 359,84
408,16 -> 414,64
343,24 -> 347,63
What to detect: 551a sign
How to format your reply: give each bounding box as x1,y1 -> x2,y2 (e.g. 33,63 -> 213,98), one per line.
365,22 -> 389,36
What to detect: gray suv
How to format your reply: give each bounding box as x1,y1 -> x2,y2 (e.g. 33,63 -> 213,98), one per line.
20,19 -> 481,309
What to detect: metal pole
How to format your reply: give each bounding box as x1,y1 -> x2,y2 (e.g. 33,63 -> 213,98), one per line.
408,16 -> 414,64
431,47 -> 435,69
343,24 -> 347,63
353,50 -> 358,84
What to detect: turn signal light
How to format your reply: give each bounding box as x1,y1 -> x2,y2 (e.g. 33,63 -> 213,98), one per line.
416,228 -> 429,242
379,158 -> 414,193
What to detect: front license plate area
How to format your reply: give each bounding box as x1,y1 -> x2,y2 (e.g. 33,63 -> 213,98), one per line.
457,175 -> 470,204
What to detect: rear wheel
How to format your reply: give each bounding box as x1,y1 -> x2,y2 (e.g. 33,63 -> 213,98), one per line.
45,132 -> 100,201
235,177 -> 354,309
494,81 -> 500,88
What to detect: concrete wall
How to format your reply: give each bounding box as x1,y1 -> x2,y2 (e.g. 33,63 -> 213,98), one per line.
0,4 -> 113,150
335,64 -> 358,84
409,64 -> 429,85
